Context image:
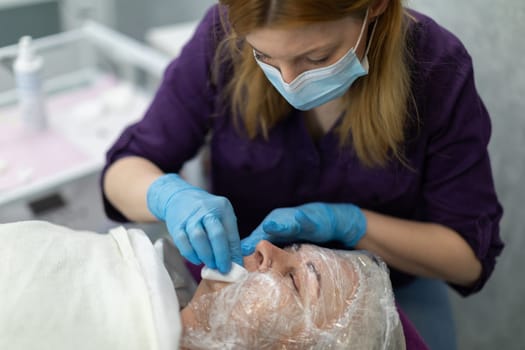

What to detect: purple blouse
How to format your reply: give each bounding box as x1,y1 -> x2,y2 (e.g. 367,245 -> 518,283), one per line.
102,5 -> 503,296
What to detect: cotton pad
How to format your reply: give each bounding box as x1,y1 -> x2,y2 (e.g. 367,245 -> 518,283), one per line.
201,262 -> 248,283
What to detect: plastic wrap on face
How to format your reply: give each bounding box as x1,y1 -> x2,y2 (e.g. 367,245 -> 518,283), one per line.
181,243 -> 405,350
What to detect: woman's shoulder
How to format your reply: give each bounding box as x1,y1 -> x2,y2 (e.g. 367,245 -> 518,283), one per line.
406,9 -> 473,76
199,3 -> 225,33
163,4 -> 227,84
401,10 -> 492,149
404,9 -> 481,130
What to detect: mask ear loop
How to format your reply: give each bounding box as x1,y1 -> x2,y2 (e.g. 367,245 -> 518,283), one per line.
354,8 -> 371,51
354,8 -> 378,63
363,17 -> 379,57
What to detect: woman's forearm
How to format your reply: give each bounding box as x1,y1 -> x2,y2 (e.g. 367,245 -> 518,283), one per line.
103,156 -> 164,221
356,210 -> 482,287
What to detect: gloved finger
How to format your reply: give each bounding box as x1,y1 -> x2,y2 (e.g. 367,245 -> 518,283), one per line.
203,214 -> 231,274
169,226 -> 201,266
186,220 -> 216,270
221,209 -> 243,267
262,218 -> 301,237
293,209 -> 318,236
259,208 -> 301,237
241,226 -> 269,256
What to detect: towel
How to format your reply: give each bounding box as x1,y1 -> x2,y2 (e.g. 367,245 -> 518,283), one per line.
0,221 -> 180,350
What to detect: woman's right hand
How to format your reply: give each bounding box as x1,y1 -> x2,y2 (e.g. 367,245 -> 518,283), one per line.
147,174 -> 242,274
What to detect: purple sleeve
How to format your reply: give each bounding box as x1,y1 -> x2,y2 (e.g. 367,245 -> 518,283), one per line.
100,5 -> 222,221
414,19 -> 504,295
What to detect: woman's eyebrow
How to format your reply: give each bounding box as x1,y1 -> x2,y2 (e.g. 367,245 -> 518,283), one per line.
250,42 -> 337,59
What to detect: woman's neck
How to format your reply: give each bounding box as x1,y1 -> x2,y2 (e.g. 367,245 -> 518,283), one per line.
303,98 -> 345,140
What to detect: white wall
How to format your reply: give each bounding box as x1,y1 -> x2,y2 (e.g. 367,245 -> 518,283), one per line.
60,0 -> 116,30
0,0 -> 51,9
113,0 -> 216,41
54,0 -> 216,41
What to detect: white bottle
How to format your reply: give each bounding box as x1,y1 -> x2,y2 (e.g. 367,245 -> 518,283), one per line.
13,36 -> 48,131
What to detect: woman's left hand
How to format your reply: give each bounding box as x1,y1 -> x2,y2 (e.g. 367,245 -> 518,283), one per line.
241,202 -> 367,256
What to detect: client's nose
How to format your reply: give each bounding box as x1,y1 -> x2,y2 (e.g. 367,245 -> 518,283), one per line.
253,240 -> 296,275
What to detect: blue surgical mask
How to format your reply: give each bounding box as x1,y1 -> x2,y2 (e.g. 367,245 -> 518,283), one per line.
254,10 -> 376,111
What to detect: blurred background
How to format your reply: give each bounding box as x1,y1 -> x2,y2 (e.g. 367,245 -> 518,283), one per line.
0,1 -> 523,349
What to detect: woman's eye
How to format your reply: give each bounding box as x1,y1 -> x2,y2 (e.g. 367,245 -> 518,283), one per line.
307,57 -> 329,65
254,52 -> 270,62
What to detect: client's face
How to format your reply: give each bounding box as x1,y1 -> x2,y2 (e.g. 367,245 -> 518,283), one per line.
181,241 -> 362,349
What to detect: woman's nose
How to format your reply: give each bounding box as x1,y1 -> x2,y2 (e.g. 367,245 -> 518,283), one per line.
253,240 -> 296,275
279,65 -> 301,84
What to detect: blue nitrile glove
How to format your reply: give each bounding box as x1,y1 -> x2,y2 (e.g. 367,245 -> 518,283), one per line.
241,202 -> 367,256
147,173 -> 243,273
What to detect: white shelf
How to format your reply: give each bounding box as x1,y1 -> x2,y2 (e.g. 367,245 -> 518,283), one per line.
0,73 -> 152,206
0,22 -> 171,206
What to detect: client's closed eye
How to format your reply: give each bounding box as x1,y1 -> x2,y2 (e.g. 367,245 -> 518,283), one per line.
289,271 -> 300,294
